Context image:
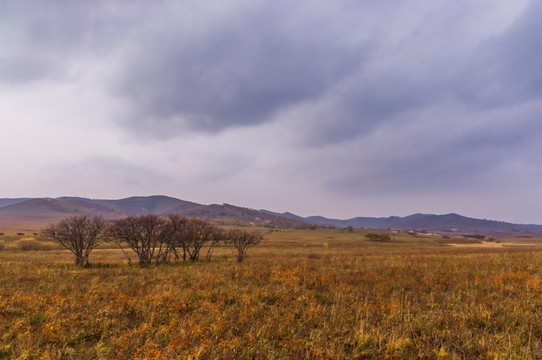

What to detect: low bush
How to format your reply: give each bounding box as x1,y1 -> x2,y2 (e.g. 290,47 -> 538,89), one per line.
16,238 -> 54,251
365,233 -> 391,242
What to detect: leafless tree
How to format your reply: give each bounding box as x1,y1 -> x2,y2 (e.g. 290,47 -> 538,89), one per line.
161,215 -> 224,262
42,215 -> 107,267
226,229 -> 263,262
184,218 -> 218,261
108,214 -> 166,266
205,226 -> 225,261
162,214 -> 189,261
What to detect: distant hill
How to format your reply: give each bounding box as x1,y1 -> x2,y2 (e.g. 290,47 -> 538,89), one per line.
0,198 -> 30,208
1,195 -> 541,236
0,196 -> 306,229
261,210 -> 542,237
179,203 -> 304,227
57,196 -> 200,216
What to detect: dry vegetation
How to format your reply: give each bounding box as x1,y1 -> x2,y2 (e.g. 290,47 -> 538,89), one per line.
1,228 -> 542,359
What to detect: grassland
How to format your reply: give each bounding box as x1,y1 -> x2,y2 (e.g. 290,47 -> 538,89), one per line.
1,229 -> 542,359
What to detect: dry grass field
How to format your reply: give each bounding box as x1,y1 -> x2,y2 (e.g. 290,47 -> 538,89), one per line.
1,229 -> 542,359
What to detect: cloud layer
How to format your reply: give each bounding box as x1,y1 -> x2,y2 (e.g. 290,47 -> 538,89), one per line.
1,0 -> 541,223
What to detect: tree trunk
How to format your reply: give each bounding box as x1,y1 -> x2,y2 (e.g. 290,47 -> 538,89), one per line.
75,253 -> 89,267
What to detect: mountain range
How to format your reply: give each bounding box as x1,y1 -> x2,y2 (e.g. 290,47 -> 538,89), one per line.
0,196 -> 304,229
0,196 -> 541,236
261,210 -> 542,236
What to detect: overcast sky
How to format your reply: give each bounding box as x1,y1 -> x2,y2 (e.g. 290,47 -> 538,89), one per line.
1,0 -> 541,223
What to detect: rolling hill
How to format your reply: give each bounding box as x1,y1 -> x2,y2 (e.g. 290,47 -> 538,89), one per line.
0,196 -> 306,230
260,210 -> 542,237
0,195 -> 541,236
0,198 -> 30,208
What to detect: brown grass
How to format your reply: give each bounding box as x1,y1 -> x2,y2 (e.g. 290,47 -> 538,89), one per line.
1,229 -> 542,358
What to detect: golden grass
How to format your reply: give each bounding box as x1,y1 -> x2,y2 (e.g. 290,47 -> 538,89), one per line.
1,229 -> 542,359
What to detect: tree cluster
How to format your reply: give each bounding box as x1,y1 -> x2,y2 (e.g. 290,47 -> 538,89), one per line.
365,233 -> 391,242
464,234 -> 485,240
43,214 -> 263,266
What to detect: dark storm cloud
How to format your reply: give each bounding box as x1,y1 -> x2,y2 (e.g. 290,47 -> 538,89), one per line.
322,100 -> 542,197
6,0 -> 528,141
296,73 -> 445,146
0,0 -> 375,136
3,0 -> 538,143
458,1 -> 542,108
4,0 -> 542,222
0,0 -> 124,84
0,1 -> 85,83
294,0 -> 542,197
113,1 -> 369,136
114,1 -> 465,141
299,1 -> 542,147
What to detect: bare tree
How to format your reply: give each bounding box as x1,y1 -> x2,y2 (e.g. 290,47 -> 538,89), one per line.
42,215 -> 107,267
161,215 -> 224,262
184,218 -> 215,261
226,229 -> 263,262
205,226 -> 225,261
162,214 -> 189,262
108,215 -> 166,266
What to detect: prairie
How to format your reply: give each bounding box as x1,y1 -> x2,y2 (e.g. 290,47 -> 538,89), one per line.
1,229 -> 542,359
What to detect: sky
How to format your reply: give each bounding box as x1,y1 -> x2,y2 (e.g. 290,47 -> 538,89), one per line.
1,0 -> 541,224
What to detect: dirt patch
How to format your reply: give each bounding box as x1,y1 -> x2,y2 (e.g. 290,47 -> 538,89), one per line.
448,242 -> 537,248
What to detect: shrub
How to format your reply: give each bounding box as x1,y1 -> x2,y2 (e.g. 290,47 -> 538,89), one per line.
365,233 -> 391,242
226,229 -> 263,262
16,238 -> 52,251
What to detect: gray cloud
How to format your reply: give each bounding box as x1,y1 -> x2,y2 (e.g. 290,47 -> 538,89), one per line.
0,1 -> 87,83
458,1 -> 542,108
3,0 -> 542,223
5,0 -> 533,142
43,156 -> 175,195
0,0 -> 142,85
113,1 -> 369,137
320,100 -> 542,198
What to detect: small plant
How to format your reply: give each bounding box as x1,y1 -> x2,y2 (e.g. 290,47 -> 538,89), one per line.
365,233 -> 391,242
16,238 -> 51,251
15,238 -> 53,251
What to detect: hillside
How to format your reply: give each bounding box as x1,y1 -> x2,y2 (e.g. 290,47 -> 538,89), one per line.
0,198 -> 86,228
0,198 -> 30,208
0,196 -> 306,230
261,210 -> 542,237
57,196 -> 201,216
1,196 -> 541,236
